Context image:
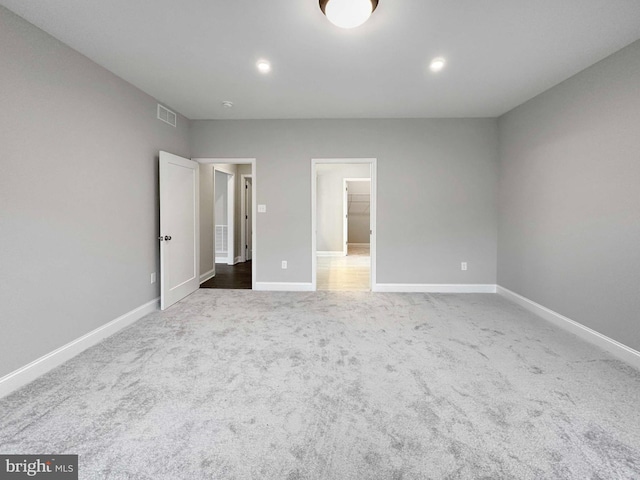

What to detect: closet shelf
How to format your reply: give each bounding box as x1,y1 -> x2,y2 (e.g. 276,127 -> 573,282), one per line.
348,193 -> 371,213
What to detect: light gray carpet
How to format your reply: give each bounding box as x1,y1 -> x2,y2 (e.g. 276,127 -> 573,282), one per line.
1,291 -> 639,479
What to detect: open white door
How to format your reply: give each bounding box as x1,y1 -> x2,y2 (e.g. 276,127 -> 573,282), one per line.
245,177 -> 253,261
159,151 -> 200,310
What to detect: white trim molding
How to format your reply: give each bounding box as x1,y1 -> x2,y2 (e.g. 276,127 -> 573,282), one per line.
200,268 -> 215,284
316,251 -> 345,257
497,286 -> 640,369
0,298 -> 160,399
254,282 -> 314,292
374,284 -> 497,293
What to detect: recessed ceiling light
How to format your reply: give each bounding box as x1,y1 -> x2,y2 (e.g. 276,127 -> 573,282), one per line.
256,60 -> 271,74
222,101 -> 234,108
320,0 -> 379,29
430,57 -> 446,73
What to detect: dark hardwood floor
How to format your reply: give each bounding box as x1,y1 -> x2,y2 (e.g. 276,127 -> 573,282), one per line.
200,261 -> 252,289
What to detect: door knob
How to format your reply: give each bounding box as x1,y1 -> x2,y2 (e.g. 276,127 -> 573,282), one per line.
165,235 -> 172,241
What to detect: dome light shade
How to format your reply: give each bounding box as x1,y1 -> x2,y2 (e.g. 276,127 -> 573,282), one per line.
320,0 -> 379,29
257,60 -> 271,73
430,57 -> 446,72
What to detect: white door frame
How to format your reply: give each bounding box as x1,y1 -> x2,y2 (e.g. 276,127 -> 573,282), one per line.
311,158 -> 377,291
194,158 -> 257,290
240,174 -> 253,262
213,166 -> 235,266
343,178 -> 371,256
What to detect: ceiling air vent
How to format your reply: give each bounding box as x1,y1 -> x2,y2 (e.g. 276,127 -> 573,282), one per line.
157,104 -> 177,127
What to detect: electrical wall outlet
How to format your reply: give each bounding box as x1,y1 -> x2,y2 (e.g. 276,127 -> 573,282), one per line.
151,272 -> 157,284
461,262 -> 468,271
281,261 -> 288,269
258,204 -> 267,213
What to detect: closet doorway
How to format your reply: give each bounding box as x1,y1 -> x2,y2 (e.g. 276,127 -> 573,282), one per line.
343,178 -> 371,258
311,159 -> 377,291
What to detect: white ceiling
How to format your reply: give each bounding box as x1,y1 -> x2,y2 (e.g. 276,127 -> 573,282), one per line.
3,0 -> 639,119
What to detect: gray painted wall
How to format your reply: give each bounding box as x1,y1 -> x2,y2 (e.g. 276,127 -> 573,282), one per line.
190,119 -> 498,285
0,7 -> 190,377
498,40 -> 640,351
199,164 -> 215,275
317,164 -> 370,252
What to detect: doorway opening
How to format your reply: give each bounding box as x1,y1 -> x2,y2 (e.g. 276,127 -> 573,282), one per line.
312,159 -> 377,291
214,168 -> 234,265
195,158 -> 256,290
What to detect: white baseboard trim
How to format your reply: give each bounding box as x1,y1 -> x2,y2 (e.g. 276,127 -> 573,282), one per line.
234,256 -> 242,265
254,282 -> 314,292
0,297 -> 160,399
373,284 -> 497,293
200,268 -> 215,284
316,251 -> 345,257
348,243 -> 370,246
215,258 -> 230,264
497,286 -> 640,369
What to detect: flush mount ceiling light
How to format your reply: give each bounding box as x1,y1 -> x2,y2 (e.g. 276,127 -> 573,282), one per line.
430,57 -> 446,73
256,60 -> 271,74
319,0 -> 379,29
222,101 -> 234,108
